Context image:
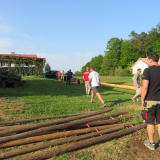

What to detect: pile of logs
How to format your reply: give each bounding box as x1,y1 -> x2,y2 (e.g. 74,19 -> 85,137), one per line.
0,108 -> 146,160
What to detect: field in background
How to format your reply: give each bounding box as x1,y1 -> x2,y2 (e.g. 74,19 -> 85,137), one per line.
0,76 -> 159,160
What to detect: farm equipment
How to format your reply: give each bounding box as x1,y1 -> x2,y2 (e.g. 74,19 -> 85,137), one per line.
0,69 -> 24,88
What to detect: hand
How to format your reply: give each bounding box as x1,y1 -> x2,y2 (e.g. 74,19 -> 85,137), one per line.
137,85 -> 140,88
141,100 -> 145,108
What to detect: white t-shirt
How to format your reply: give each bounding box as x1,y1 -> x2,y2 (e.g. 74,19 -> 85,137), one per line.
88,71 -> 100,87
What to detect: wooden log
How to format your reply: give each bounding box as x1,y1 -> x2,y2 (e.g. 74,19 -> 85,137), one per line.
0,108 -> 113,137
100,82 -> 136,90
0,111 -> 128,144
0,122 -> 131,148
0,125 -> 124,159
19,124 -> 147,160
69,119 -> 117,129
0,110 -> 99,126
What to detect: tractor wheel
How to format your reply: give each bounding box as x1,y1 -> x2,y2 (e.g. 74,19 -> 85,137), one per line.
0,79 -> 6,88
12,80 -> 18,88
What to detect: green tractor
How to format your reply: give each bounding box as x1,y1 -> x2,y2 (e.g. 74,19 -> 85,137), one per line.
0,69 -> 23,88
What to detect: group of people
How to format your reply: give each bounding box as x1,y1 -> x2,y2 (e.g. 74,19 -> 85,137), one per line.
82,53 -> 160,151
131,53 -> 160,151
55,70 -> 73,85
83,67 -> 106,108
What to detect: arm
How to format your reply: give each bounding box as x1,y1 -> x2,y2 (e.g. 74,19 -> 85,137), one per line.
89,78 -> 92,83
141,79 -> 149,107
134,79 -> 139,88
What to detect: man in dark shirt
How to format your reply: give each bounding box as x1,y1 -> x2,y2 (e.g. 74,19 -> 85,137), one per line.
141,53 -> 160,150
66,71 -> 71,85
69,69 -> 73,84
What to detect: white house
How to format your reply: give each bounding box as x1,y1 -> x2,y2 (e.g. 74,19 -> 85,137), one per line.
129,58 -> 148,74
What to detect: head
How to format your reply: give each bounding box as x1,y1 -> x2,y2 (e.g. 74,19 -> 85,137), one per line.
90,67 -> 94,72
86,67 -> 89,71
69,69 -> 71,72
137,68 -> 141,74
147,53 -> 159,66
63,70 -> 64,72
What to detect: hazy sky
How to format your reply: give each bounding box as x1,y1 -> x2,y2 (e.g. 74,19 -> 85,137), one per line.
0,0 -> 160,73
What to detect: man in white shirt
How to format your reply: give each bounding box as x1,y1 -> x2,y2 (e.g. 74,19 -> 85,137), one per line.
88,67 -> 106,108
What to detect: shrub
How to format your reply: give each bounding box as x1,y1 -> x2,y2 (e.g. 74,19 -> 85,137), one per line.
115,66 -> 131,76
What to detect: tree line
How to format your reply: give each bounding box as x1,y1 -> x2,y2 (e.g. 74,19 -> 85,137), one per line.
77,22 -> 160,75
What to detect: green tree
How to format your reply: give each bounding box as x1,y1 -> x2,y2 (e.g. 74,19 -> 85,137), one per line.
120,40 -> 141,69
81,62 -> 90,73
45,63 -> 51,72
104,37 -> 122,69
101,54 -> 114,74
89,55 -> 103,72
154,37 -> 160,55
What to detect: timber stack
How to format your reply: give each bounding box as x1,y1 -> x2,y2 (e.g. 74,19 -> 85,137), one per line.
0,108 -> 146,160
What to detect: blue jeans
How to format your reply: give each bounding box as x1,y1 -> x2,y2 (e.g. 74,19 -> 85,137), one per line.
66,77 -> 70,85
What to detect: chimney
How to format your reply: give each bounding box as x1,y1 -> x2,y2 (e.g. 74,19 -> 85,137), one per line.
11,52 -> 15,55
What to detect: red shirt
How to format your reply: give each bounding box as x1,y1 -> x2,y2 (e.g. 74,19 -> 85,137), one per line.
83,71 -> 90,81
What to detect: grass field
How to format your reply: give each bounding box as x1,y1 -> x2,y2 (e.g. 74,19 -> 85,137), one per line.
0,76 -> 159,160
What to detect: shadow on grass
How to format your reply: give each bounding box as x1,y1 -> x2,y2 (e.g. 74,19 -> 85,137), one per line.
0,78 -> 135,100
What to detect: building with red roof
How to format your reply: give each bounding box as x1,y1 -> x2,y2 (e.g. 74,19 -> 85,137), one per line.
129,58 -> 160,74
0,52 -> 46,75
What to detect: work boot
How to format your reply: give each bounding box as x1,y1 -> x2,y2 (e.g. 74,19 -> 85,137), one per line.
100,102 -> 106,108
144,140 -> 155,150
131,97 -> 136,102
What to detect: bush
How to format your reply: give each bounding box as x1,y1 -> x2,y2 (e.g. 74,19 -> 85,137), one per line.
115,66 -> 131,76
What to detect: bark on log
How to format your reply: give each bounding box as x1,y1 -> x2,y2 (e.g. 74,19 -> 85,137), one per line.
100,82 -> 136,90
0,108 -> 113,137
0,125 -> 124,159
68,119 -> 117,129
0,110 -> 99,126
0,122 -> 130,148
19,124 -> 147,160
0,111 -> 128,144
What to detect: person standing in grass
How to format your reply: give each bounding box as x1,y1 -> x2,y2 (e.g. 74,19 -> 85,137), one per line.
61,70 -> 65,81
69,69 -> 73,84
88,67 -> 106,108
66,71 -> 71,85
57,71 -> 61,81
83,67 -> 91,97
141,53 -> 160,151
131,68 -> 141,102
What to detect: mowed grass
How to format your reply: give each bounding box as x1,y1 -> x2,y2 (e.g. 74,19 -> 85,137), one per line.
1,76 -> 158,160
0,76 -> 139,121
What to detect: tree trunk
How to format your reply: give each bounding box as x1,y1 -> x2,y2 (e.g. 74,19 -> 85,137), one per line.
19,124 -> 147,160
0,111 -> 127,144
0,126 -> 124,159
0,108 -> 113,137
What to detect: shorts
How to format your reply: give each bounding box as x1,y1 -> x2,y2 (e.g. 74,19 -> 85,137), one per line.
61,76 -> 64,80
85,81 -> 91,90
58,76 -> 61,80
92,86 -> 99,94
135,87 -> 141,94
144,101 -> 160,124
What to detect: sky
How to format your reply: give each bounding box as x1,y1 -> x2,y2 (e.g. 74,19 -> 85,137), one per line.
0,0 -> 160,73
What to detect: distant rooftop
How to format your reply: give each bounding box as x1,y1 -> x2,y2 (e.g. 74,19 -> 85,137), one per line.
0,52 -> 45,59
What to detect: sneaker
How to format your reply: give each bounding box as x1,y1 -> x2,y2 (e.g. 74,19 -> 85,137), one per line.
100,102 -> 106,108
131,97 -> 136,102
88,100 -> 93,103
144,140 -> 155,150
87,94 -> 90,97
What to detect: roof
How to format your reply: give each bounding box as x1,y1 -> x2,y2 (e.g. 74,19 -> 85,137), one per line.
0,54 -> 45,60
129,58 -> 148,69
129,58 -> 160,69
